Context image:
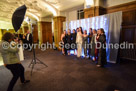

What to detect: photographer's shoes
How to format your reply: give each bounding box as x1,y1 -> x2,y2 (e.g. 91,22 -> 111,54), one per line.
22,80 -> 30,84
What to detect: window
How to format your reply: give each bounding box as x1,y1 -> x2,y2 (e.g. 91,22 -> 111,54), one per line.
77,10 -> 84,20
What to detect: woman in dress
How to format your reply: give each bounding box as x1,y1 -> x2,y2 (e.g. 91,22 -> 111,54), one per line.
97,28 -> 107,67
88,28 -> 93,59
91,29 -> 97,61
71,29 -> 77,55
61,30 -> 67,55
95,29 -> 101,61
83,30 -> 88,58
14,36 -> 24,61
67,29 -> 72,55
76,27 -> 83,58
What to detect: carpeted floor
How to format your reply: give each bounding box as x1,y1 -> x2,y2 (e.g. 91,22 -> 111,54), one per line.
0,50 -> 136,91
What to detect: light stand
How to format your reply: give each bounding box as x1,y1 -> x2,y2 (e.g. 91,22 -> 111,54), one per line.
28,23 -> 48,76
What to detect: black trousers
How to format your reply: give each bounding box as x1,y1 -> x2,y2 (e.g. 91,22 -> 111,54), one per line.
88,43 -> 92,58
64,43 -> 67,55
84,48 -> 87,56
6,64 -> 25,91
27,42 -> 32,50
88,48 -> 91,57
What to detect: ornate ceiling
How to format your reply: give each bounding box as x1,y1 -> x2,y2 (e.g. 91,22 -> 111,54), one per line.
0,0 -> 84,22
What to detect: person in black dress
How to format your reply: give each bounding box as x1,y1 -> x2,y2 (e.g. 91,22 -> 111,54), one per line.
61,30 -> 67,55
67,29 -> 72,55
97,28 -> 107,67
88,28 -> 93,59
83,30 -> 89,58
71,29 -> 77,55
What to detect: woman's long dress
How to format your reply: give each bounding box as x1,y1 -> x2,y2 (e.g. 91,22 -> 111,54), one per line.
17,41 -> 24,61
18,45 -> 24,61
67,34 -> 71,50
63,35 -> 67,54
88,33 -> 93,57
83,36 -> 88,56
76,32 -> 83,57
98,34 -> 107,66
91,34 -> 97,56
71,33 -> 77,50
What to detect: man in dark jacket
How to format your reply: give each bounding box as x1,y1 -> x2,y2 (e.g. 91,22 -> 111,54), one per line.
26,30 -> 32,51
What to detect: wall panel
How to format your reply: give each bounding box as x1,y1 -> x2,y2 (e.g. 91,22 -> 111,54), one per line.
41,22 -> 52,43
33,25 -> 38,43
107,1 -> 136,61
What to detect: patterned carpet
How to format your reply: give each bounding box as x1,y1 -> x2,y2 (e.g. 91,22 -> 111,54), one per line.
0,50 -> 136,91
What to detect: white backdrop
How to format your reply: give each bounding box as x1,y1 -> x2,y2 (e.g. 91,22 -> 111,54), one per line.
63,11 -> 122,63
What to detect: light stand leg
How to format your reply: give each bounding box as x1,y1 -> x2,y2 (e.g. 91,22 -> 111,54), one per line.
28,24 -> 48,76
36,58 -> 48,67
28,59 -> 33,68
31,59 -> 35,76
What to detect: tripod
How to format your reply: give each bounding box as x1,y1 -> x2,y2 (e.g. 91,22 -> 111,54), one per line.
28,25 -> 48,76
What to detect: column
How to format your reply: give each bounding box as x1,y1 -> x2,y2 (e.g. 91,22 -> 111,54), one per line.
37,22 -> 42,44
0,29 -> 2,41
53,16 -> 66,49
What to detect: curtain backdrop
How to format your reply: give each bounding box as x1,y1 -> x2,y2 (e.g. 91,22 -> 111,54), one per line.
63,11 -> 122,63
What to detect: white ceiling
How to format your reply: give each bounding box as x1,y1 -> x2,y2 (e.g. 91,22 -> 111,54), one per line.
0,0 -> 84,22
51,0 -> 84,11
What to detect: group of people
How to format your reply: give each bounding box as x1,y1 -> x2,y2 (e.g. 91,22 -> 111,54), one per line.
0,27 -> 107,91
61,27 -> 107,67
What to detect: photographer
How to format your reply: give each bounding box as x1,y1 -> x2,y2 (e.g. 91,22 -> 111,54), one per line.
1,32 -> 30,91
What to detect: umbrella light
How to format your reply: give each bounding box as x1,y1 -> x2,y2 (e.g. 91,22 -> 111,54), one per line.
12,5 -> 27,32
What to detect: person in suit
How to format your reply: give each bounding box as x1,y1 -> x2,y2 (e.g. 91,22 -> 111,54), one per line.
22,33 -> 26,43
1,32 -> 30,91
26,30 -> 32,51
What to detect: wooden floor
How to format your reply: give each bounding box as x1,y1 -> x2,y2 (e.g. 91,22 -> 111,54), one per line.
0,50 -> 136,91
